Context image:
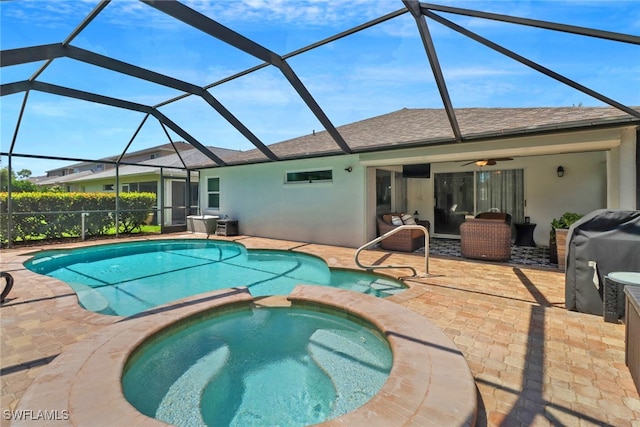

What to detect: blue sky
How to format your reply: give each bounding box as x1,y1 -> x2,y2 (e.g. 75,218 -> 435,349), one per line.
1,0 -> 639,176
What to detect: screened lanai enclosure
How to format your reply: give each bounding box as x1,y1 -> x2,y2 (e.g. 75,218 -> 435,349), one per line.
1,0 -> 639,246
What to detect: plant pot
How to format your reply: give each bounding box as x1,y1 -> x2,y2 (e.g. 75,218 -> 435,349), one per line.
555,228 -> 569,271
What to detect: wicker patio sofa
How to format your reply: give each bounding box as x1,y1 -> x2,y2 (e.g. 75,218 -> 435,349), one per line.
460,214 -> 512,261
376,213 -> 430,252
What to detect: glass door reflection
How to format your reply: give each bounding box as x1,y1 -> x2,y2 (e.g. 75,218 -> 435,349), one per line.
433,172 -> 474,236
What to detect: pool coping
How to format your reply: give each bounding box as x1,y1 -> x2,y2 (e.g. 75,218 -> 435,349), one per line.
11,285 -> 477,426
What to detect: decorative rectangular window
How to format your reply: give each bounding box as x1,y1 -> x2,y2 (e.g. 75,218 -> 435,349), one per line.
103,184 -> 114,191
285,169 -> 332,184
207,177 -> 220,209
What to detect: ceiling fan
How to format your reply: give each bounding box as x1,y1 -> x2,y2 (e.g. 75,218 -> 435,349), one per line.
460,157 -> 513,167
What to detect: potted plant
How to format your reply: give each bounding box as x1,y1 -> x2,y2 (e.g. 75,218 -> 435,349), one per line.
550,212 -> 584,270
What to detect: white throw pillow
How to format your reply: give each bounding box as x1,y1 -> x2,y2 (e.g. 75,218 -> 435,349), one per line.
401,214 -> 416,225
391,215 -> 403,225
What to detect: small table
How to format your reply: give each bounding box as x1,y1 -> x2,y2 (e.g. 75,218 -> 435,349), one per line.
416,220 -> 430,233
604,272 -> 640,323
216,219 -> 238,236
415,220 -> 431,242
514,222 -> 536,247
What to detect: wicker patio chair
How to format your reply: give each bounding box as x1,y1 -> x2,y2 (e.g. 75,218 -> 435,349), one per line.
376,213 -> 429,252
460,218 -> 512,261
475,211 -> 512,225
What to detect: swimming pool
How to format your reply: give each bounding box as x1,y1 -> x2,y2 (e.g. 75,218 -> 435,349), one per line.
122,304 -> 393,426
24,239 -> 407,316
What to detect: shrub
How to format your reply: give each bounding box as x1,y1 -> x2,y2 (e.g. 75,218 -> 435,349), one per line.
0,192 -> 156,243
549,212 -> 584,245
551,212 -> 584,230
117,192 -> 157,233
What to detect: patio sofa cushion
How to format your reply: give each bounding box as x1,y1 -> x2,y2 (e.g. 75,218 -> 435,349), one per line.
391,215 -> 403,225
377,213 -> 429,252
460,218 -> 512,261
401,213 -> 417,224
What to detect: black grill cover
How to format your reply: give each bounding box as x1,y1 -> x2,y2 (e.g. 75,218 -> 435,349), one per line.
565,209 -> 640,315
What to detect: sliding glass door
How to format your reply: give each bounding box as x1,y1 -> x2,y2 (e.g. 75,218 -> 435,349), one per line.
434,172 -> 474,235
433,169 -> 524,237
476,170 -> 524,222
376,169 -> 406,215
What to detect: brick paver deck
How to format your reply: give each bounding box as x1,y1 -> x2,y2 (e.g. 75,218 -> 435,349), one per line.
2,233 -> 639,426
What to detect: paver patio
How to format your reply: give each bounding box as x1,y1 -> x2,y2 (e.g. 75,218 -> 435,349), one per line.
1,233 -> 639,426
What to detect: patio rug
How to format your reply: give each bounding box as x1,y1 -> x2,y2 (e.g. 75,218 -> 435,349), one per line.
417,238 -> 554,268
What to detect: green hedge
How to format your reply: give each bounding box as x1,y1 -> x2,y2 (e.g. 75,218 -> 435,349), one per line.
0,192 -> 156,243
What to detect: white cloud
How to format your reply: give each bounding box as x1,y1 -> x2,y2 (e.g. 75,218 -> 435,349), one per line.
444,66 -> 520,80
28,99 -> 77,118
209,68 -> 299,107
184,0 -> 400,29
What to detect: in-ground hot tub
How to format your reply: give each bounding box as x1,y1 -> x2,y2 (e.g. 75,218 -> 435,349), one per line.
123,304 -> 393,426
12,286 -> 478,426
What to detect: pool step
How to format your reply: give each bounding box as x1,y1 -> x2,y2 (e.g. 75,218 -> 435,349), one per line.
308,329 -> 391,418
156,345 -> 230,426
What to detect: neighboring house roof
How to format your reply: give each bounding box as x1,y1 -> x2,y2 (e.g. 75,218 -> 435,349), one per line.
37,170 -> 96,186
43,142 -> 196,174
58,146 -> 242,183
202,106 -> 638,166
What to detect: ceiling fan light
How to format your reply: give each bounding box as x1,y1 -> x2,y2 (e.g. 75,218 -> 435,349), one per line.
475,160 -> 488,166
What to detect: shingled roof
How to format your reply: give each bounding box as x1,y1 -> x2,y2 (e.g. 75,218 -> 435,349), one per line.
48,106 -> 639,179
212,106 -> 637,166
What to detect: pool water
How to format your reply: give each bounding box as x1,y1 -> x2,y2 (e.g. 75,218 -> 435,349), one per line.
122,305 -> 393,427
24,239 -> 406,316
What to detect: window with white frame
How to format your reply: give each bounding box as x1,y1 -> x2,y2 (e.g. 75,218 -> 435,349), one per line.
207,177 -> 220,209
285,168 -> 333,184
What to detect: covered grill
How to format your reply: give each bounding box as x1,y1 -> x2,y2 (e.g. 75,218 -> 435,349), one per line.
565,209 -> 640,316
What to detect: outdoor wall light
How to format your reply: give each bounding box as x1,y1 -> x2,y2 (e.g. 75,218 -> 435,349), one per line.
557,166 -> 565,177
344,166 -> 353,172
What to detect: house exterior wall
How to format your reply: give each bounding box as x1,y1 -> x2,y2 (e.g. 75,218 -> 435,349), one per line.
406,151 -> 607,246
607,127 -> 637,210
200,155 -> 366,248
81,180 -> 116,193
79,176 -> 157,193
361,126 -> 636,247
195,125 -> 636,249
